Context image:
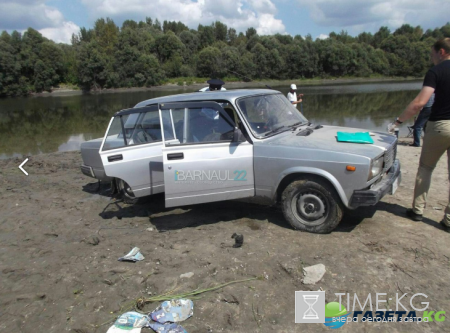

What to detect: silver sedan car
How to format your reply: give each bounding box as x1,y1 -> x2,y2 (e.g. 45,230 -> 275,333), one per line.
80,89 -> 401,233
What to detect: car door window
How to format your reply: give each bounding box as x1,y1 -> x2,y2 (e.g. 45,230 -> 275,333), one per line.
160,106 -> 235,145
103,108 -> 169,151
103,114 -> 134,151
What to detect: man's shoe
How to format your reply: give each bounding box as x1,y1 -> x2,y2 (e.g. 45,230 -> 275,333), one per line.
440,221 -> 450,233
406,208 -> 423,221
409,144 -> 420,147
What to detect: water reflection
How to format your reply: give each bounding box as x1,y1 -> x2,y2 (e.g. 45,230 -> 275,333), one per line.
0,81 -> 422,159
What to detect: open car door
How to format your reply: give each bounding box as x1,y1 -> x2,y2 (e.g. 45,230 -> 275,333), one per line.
158,101 -> 255,208
99,105 -> 165,198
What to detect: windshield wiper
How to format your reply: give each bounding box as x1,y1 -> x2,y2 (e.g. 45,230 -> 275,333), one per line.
288,121 -> 307,130
264,125 -> 287,136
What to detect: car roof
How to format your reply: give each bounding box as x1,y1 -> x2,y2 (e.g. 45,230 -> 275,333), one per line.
133,89 -> 281,109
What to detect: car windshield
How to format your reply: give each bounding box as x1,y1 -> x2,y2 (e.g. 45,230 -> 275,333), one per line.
236,93 -> 308,138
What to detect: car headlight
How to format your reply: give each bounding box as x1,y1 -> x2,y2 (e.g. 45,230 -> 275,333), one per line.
368,156 -> 384,180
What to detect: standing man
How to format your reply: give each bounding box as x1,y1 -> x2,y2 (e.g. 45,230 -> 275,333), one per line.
387,38 -> 450,232
287,84 -> 303,111
410,93 -> 434,147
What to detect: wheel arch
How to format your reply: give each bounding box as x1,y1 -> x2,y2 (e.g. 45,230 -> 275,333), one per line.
274,169 -> 348,207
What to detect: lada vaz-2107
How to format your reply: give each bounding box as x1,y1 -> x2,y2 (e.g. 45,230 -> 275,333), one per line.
80,89 -> 401,233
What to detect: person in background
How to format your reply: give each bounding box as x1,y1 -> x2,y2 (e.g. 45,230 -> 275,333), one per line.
387,38 -> 450,232
287,84 -> 303,111
410,93 -> 434,147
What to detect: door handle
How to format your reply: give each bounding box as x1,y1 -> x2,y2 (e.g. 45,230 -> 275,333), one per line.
108,154 -> 123,162
167,153 -> 184,160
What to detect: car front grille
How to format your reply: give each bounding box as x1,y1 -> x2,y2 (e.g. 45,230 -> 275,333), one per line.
384,139 -> 397,172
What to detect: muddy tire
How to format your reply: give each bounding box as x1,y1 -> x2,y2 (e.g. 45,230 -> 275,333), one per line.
117,179 -> 138,204
281,179 -> 342,233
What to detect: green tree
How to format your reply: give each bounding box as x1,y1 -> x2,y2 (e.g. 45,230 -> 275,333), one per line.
357,32 -> 373,45
196,46 -> 224,77
372,26 -> 390,48
76,40 -> 109,89
93,18 -> 119,54
33,59 -> 55,92
0,39 -> 28,96
179,30 -> 199,56
246,27 -> 257,39
122,20 -> 138,30
227,28 -> 237,44
250,43 -> 270,78
154,31 -> 185,62
198,25 -> 216,49
214,21 -> 227,41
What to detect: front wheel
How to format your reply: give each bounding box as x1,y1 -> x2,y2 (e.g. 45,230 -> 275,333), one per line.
281,180 -> 342,233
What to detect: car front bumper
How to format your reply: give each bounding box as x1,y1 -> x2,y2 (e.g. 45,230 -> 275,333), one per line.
349,159 -> 401,208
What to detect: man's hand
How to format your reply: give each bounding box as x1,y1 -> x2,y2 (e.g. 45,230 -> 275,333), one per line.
297,94 -> 304,100
387,122 -> 397,134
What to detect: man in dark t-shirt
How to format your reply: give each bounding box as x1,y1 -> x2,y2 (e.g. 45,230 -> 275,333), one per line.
388,38 -> 450,232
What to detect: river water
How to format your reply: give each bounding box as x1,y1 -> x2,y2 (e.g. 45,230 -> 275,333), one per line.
0,80 -> 423,159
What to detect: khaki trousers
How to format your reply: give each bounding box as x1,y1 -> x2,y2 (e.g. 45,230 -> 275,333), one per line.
412,120 -> 450,225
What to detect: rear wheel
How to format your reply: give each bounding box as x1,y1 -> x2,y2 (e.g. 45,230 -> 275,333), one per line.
117,179 -> 138,204
281,179 -> 342,233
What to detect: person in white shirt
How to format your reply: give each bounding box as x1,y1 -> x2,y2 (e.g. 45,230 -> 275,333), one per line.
287,84 -> 303,110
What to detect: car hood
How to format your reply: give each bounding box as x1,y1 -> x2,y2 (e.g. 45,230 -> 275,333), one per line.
264,125 -> 395,159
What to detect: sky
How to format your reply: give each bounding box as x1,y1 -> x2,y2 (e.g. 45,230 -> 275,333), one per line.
0,0 -> 449,44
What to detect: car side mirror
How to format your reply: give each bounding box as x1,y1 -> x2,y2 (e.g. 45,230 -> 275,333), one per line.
232,127 -> 247,142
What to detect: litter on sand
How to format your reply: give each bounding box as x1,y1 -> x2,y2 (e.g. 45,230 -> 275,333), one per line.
118,247 -> 145,262
150,299 -> 194,323
106,311 -> 149,333
148,322 -> 188,333
107,299 -> 193,333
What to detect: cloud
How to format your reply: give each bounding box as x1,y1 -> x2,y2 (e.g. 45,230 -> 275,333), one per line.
0,1 -> 62,30
80,0 -> 286,35
317,34 -> 329,40
39,21 -> 80,44
296,0 -> 450,34
0,0 -> 78,43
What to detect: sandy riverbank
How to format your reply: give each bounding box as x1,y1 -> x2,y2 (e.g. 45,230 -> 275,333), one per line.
0,137 -> 449,332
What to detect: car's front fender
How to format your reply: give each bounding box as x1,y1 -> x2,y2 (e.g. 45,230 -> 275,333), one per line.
272,167 -> 349,207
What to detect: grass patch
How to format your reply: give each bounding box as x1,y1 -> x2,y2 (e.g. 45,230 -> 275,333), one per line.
93,276 -> 262,328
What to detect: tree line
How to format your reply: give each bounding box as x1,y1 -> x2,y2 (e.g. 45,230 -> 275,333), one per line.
1,18 -> 450,97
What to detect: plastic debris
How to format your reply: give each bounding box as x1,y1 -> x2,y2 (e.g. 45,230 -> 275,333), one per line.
231,233 -> 244,248
107,311 -> 149,333
150,299 -> 194,323
118,247 -> 145,262
180,272 -> 194,279
302,264 -> 326,285
148,322 -> 187,333
107,326 -> 142,333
